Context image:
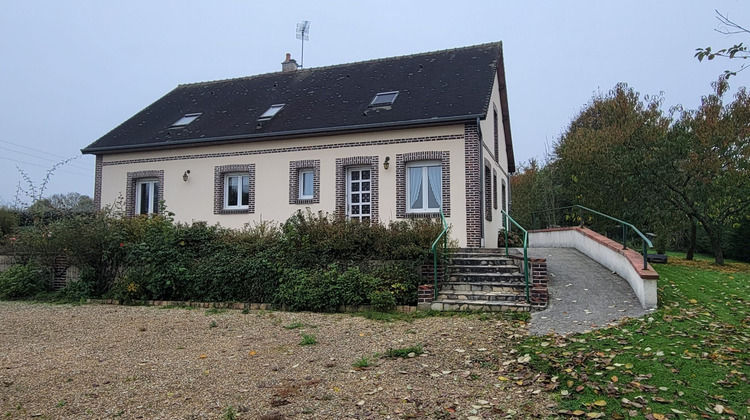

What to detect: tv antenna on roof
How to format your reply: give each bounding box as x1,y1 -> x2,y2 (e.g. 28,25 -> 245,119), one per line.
296,20 -> 310,68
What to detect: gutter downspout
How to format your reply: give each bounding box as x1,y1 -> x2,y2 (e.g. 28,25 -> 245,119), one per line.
477,117 -> 485,248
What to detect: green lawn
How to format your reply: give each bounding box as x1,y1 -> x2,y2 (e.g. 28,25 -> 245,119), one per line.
520,253 -> 750,418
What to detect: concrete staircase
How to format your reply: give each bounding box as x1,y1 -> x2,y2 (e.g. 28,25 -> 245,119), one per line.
430,248 -> 531,312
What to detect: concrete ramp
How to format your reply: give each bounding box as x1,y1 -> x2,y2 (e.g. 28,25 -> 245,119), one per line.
528,227 -> 658,309
527,248 -> 650,336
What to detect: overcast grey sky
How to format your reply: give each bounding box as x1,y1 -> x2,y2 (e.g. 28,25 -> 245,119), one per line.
0,1 -> 746,205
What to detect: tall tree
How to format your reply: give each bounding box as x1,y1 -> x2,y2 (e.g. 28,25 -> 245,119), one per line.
550,82 -> 748,264
510,158 -> 564,228
651,80 -> 750,264
552,83 -> 669,229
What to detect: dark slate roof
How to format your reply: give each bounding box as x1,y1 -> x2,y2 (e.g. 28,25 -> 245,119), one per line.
83,42 -> 513,164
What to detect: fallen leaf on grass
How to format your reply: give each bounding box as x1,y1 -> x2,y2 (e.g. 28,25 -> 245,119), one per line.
670,408 -> 686,414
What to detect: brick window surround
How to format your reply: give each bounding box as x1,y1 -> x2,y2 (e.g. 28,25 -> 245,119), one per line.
484,159 -> 492,221
94,155 -> 103,209
289,159 -> 320,205
396,151 -> 451,219
493,169 -> 498,210
335,156 -> 379,221
125,170 -> 164,217
214,164 -> 255,214
501,179 -> 507,212
493,106 -> 500,163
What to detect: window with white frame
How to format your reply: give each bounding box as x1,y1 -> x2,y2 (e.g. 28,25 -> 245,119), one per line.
406,162 -> 441,213
299,169 -> 314,199
135,179 -> 159,215
224,173 -> 250,209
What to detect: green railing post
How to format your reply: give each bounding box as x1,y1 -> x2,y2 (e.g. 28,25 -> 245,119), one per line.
504,212 -> 509,257
431,207 -> 449,300
501,210 -> 530,304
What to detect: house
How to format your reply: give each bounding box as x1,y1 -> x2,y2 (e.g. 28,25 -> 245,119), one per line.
82,42 -> 515,248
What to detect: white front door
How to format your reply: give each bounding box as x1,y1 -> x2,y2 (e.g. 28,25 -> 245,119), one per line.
347,167 -> 371,222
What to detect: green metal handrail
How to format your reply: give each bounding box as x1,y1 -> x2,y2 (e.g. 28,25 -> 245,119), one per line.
501,210 -> 530,303
531,205 -> 653,270
431,207 -> 449,299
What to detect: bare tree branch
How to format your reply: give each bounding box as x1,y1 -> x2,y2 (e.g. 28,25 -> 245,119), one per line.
715,9 -> 750,36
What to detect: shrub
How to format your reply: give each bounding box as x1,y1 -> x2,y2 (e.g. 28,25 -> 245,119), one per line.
369,290 -> 396,312
274,265 -> 383,312
498,229 -> 524,247
364,260 -> 423,306
279,210 -> 445,266
184,229 -> 280,303
51,211 -> 129,297
57,279 -> 92,302
3,207 -> 446,308
0,261 -> 49,299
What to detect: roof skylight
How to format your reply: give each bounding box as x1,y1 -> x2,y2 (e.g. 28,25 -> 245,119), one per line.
171,113 -> 201,128
369,91 -> 399,107
258,104 -> 285,121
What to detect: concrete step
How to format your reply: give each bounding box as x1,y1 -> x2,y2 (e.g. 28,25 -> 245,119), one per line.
450,252 -> 513,260
430,299 -> 531,312
440,281 -> 528,293
447,272 -> 525,283
447,264 -> 518,274
454,247 -> 507,254
437,290 -> 526,302
449,257 -> 516,266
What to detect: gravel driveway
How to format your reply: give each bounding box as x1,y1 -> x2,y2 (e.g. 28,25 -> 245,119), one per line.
0,302 -> 553,419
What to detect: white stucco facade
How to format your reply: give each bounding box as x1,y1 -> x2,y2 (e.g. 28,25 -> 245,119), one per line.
98,124 -> 486,245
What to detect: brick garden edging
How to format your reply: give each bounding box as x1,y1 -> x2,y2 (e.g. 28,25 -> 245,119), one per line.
85,299 -> 417,313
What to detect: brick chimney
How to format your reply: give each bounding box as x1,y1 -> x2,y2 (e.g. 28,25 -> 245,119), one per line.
281,53 -> 298,72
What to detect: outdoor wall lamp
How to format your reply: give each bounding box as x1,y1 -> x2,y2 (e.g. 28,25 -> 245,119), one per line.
383,156 -> 390,170
182,170 -> 191,182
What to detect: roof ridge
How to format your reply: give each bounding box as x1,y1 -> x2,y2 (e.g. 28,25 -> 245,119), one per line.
177,41 -> 503,88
